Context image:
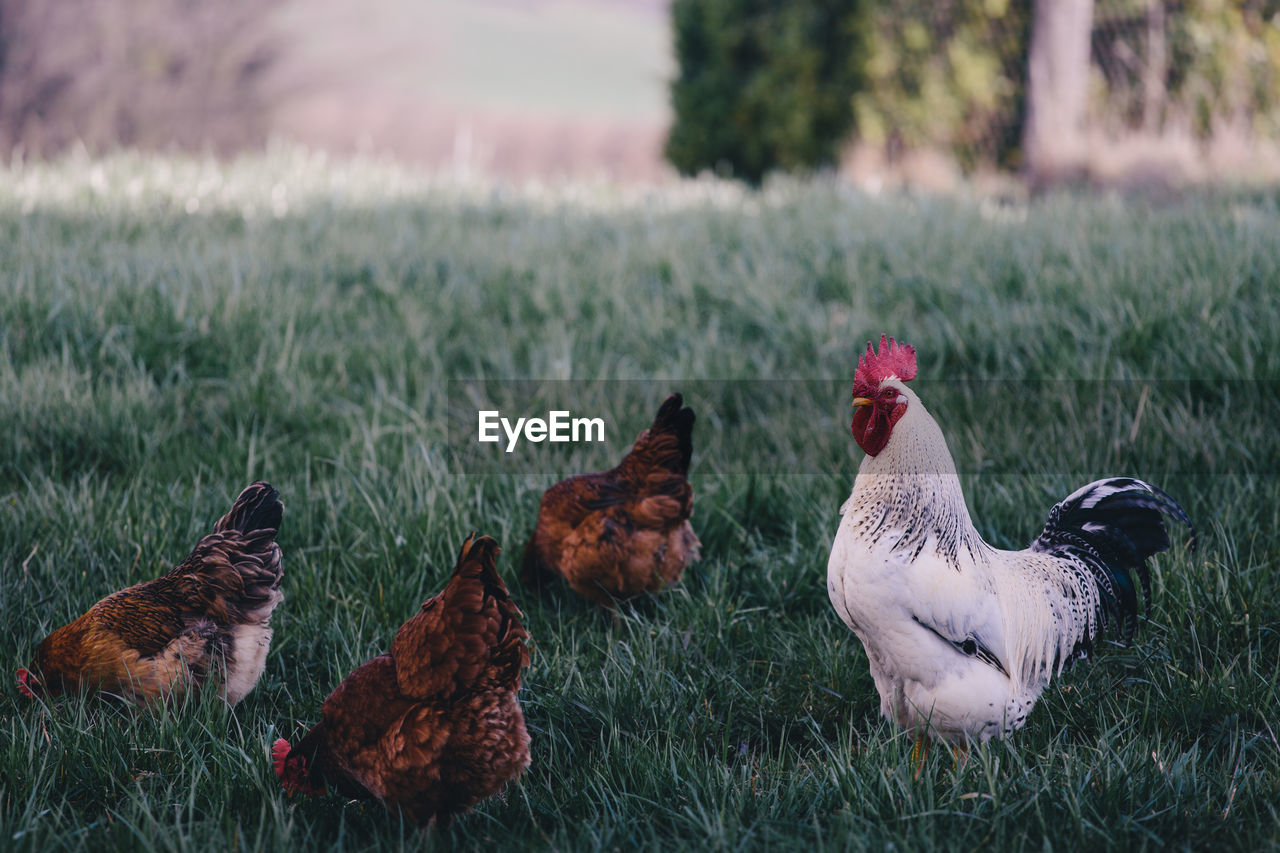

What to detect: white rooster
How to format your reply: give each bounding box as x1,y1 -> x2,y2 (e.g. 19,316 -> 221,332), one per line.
828,335 -> 1193,748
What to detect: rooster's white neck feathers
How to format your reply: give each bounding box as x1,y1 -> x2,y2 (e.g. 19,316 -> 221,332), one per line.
842,381 -> 987,569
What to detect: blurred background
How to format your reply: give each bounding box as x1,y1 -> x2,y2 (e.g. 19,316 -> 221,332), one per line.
0,0 -> 1277,189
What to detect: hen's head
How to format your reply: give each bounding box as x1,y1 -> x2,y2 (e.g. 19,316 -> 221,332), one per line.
16,667 -> 37,699
850,334 -> 917,456
17,640 -> 69,699
272,738 -> 325,796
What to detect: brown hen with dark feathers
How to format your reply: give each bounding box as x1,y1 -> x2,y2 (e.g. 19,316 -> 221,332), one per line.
521,393 -> 701,606
17,482 -> 284,705
273,533 -> 531,827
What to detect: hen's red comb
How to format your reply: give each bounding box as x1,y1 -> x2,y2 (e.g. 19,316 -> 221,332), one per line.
16,668 -> 34,699
855,334 -> 917,387
271,738 -> 291,779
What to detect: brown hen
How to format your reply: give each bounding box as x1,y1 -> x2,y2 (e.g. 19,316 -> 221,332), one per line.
521,393 -> 701,606
17,482 -> 284,705
272,533 -> 530,827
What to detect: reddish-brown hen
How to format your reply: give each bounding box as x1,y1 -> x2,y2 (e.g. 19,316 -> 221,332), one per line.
272,533 -> 530,827
16,482 -> 284,705
521,393 -> 701,606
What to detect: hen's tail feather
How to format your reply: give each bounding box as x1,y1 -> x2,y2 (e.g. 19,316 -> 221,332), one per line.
393,533 -> 529,698
458,534 -> 530,688
458,535 -> 529,645
215,482 -> 283,536
1031,477 -> 1193,642
453,534 -> 511,602
171,482 -> 284,624
455,532 -> 498,577
648,393 -> 696,474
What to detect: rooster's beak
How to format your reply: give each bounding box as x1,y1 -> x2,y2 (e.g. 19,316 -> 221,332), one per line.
852,397 -> 872,408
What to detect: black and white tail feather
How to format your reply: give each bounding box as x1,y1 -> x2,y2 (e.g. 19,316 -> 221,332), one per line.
1031,477 -> 1194,667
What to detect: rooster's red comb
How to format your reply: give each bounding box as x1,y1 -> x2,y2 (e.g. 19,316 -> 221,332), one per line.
271,738 -> 291,779
855,335 -> 917,387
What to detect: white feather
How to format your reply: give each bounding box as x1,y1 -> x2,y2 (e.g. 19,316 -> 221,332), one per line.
223,587 -> 283,705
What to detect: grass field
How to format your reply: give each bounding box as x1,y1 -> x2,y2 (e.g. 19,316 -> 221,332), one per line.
2,151 -> 1278,851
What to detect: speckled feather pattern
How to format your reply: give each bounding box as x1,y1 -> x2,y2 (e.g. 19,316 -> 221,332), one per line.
25,482 -> 284,704
828,381 -> 1189,744
521,393 -> 701,606
283,535 -> 531,827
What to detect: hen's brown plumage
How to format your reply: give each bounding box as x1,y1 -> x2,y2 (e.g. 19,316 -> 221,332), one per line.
521,393 -> 701,606
17,482 -> 284,705
272,533 -> 530,827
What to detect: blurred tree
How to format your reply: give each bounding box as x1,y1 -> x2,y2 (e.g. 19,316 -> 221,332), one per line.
852,0 -> 1031,171
665,0 -> 870,184
845,0 -> 1280,176
1180,0 -> 1280,137
1094,0 -> 1280,139
1024,0 -> 1094,184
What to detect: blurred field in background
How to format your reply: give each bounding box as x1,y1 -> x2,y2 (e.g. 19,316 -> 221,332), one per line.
268,0 -> 673,181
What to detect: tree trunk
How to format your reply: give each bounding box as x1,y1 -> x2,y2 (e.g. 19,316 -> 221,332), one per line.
1023,0 -> 1094,187
1142,0 -> 1166,134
